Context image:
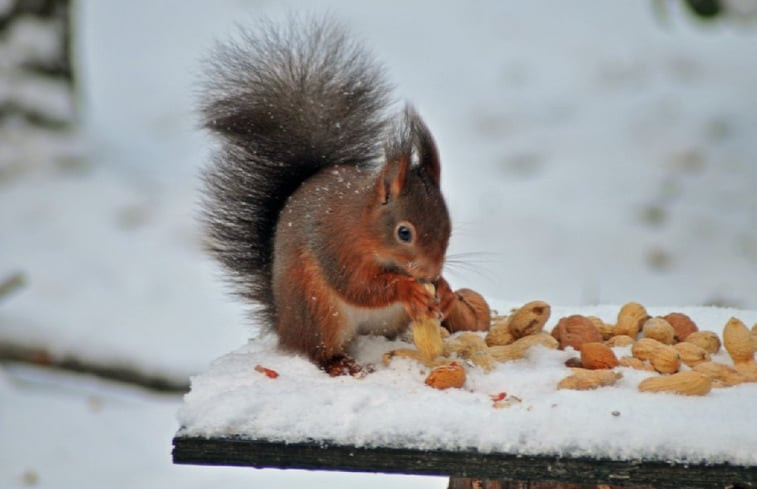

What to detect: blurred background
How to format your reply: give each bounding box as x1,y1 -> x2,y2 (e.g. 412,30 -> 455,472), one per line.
1,1 -> 756,487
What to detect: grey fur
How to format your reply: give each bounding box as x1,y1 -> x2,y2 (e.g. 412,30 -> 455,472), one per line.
199,18 -> 393,326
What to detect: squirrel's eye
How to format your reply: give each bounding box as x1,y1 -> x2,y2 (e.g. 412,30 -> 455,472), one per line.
395,223 -> 414,244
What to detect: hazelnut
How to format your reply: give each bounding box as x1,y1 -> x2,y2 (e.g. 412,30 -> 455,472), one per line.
444,288 -> 491,333
551,315 -> 603,350
664,312 -> 698,342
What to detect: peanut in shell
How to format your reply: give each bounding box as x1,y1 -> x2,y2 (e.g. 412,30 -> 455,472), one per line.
693,361 -> 746,387
673,342 -> 710,367
631,337 -> 665,362
619,356 -> 656,372
723,317 -> 755,364
485,315 -> 515,346
488,332 -> 558,362
648,345 -> 681,374
444,332 -> 496,372
606,335 -> 635,348
685,331 -> 721,355
638,371 -> 712,396
615,302 -> 648,338
507,300 -> 551,339
642,317 -> 675,345
557,368 -> 622,390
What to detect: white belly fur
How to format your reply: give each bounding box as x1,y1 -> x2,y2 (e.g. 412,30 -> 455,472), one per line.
335,298 -> 409,345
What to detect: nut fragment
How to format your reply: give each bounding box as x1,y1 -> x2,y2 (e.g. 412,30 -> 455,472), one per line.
551,315 -> 603,350
642,317 -> 675,345
485,315 -> 515,346
673,342 -> 710,367
444,288 -> 491,333
488,332 -> 558,362
685,331 -> 721,355
425,362 -> 466,390
580,342 -> 619,370
557,369 -> 622,390
508,300 -> 551,338
664,312 -> 698,342
615,302 -> 649,338
638,371 -> 712,396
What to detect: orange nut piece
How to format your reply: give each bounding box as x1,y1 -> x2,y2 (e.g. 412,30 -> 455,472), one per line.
425,362 -> 466,390
580,342 -> 619,370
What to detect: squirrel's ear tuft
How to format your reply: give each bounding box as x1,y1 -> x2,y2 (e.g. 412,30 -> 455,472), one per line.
376,154 -> 410,204
376,106 -> 440,203
407,108 -> 441,187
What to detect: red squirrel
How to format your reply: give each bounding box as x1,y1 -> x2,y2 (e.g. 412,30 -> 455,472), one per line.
200,19 -> 481,373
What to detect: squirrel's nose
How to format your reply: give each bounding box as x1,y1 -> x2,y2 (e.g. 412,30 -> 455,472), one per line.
412,257 -> 443,282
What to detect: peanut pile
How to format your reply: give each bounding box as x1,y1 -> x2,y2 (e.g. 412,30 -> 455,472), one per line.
385,299 -> 757,395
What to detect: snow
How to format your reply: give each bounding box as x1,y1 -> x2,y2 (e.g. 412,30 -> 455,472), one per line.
177,304 -> 757,466
2,1 -> 757,488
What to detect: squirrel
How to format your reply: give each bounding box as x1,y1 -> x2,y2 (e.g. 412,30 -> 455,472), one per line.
200,19 -> 484,374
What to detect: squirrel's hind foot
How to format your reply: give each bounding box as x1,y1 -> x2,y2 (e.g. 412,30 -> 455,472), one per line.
321,356 -> 374,378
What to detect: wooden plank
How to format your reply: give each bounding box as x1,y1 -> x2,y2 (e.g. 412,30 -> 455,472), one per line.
172,436 -> 756,489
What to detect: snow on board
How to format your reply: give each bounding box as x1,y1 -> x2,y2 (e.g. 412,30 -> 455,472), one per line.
176,303 -> 757,467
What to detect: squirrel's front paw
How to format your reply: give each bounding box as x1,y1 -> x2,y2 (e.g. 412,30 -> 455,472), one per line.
434,276 -> 457,319
398,278 -> 440,321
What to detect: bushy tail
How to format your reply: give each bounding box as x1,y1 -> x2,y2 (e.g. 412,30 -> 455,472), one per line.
200,18 -> 392,325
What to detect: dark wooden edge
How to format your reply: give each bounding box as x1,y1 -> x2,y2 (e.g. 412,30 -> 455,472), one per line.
172,435 -> 756,489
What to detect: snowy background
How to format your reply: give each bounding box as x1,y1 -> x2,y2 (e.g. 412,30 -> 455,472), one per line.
2,1 -> 757,488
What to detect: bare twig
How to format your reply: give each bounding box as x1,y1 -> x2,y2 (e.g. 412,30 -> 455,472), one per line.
0,272 -> 26,302
0,340 -> 189,393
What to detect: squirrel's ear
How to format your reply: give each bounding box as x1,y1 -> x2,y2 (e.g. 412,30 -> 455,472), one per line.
376,154 -> 410,204
408,109 -> 441,187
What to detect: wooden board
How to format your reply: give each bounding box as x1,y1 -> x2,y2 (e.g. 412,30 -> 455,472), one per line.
172,435 -> 756,489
